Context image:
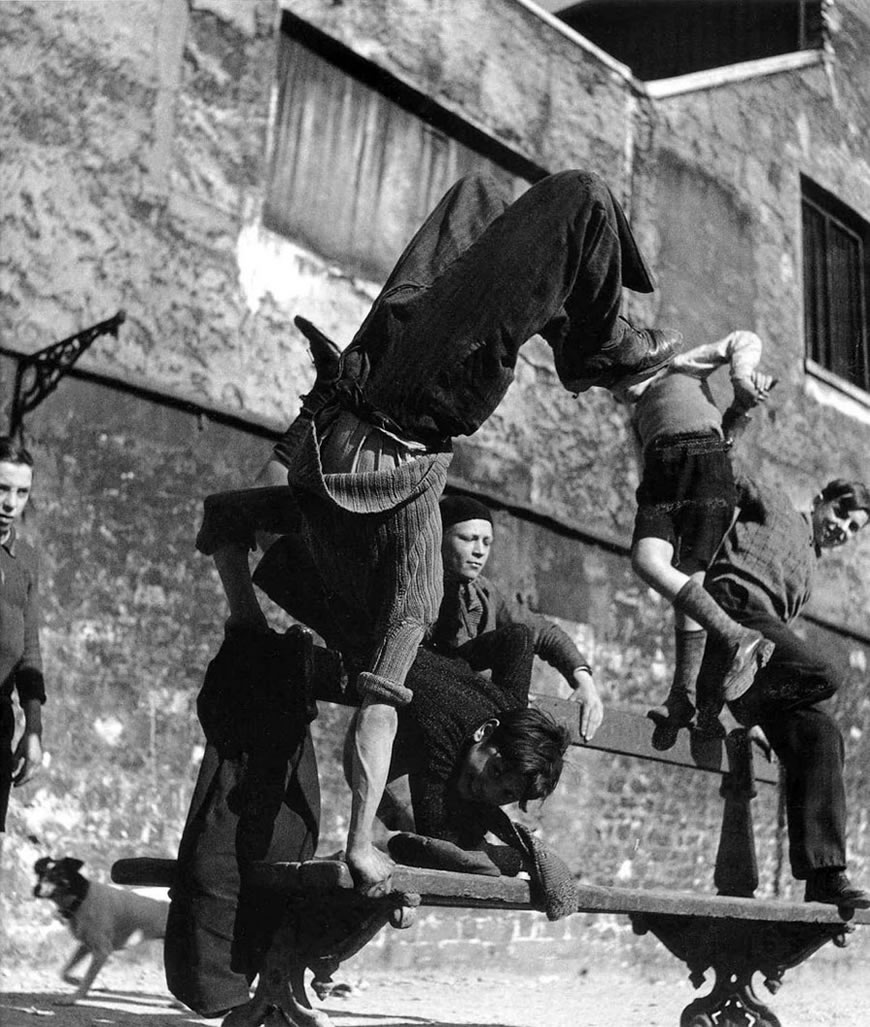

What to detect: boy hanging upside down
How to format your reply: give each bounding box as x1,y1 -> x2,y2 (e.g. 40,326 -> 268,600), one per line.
610,330 -> 777,745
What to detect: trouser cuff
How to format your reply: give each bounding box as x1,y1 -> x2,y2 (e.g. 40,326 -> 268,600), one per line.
356,671 -> 413,707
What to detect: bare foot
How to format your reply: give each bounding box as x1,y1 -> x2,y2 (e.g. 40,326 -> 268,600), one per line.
346,844 -> 394,898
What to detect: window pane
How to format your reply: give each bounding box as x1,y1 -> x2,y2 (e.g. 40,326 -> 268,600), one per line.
265,37 -> 526,282
828,223 -> 865,388
802,201 -> 827,366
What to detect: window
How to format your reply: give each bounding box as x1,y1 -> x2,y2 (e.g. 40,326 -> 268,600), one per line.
265,16 -> 532,282
802,178 -> 870,394
556,0 -> 824,81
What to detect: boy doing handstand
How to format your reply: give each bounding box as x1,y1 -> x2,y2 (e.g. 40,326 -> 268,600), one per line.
611,330 -> 776,745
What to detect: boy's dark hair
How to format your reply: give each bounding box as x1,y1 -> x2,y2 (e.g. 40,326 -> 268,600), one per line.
819,479 -> 870,517
490,707 -> 571,810
0,436 -> 34,467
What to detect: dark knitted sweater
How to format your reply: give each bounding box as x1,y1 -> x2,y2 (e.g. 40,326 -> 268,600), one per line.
706,473 -> 817,624
398,648 -> 528,848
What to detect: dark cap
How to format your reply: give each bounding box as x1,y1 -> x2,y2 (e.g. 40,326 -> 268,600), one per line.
439,494 -> 493,530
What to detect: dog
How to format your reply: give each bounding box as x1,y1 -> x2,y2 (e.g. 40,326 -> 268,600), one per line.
33,856 -> 169,1004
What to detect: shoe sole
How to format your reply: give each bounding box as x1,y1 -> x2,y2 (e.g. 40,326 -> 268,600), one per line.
806,895 -> 870,911
722,635 -> 775,703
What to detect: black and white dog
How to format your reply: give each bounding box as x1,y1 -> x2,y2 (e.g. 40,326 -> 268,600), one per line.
33,856 -> 169,1004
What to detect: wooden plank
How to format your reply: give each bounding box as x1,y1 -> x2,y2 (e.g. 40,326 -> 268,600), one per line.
251,861 -> 870,926
531,695 -> 780,785
303,680 -> 780,785
112,857 -> 870,927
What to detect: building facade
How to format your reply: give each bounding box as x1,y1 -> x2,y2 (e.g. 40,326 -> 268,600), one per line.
2,0 -> 869,966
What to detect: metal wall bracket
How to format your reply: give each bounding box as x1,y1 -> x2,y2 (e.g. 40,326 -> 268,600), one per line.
9,309 -> 125,438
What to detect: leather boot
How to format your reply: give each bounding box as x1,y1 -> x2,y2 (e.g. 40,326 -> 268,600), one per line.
568,317 -> 682,392
608,316 -> 683,379
648,629 -> 706,751
805,869 -> 870,910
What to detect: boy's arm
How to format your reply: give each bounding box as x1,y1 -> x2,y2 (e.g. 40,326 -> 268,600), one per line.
12,698 -> 43,786
493,583 -> 603,740
670,330 -> 763,382
16,556 -> 46,706
731,468 -> 769,523
672,330 -> 774,430
13,554 -> 46,787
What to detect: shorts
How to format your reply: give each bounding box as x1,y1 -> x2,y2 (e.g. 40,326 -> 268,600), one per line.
632,431 -> 736,569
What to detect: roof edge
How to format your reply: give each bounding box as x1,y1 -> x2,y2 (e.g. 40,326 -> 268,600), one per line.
646,49 -> 824,99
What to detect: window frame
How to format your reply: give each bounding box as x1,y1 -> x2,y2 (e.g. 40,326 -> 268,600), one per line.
801,175 -> 870,400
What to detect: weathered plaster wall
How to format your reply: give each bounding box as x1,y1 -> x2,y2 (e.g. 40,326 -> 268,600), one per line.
0,0 -> 375,430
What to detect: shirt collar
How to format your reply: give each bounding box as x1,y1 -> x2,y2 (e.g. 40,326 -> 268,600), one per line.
464,580 -> 484,613
0,526 -> 16,556
801,512 -> 822,558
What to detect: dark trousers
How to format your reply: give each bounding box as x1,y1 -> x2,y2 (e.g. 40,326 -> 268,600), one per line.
346,170 -> 654,441
706,581 -> 847,878
165,632 -> 320,1017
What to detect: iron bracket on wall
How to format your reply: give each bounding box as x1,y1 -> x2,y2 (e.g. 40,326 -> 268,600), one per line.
8,309 -> 125,438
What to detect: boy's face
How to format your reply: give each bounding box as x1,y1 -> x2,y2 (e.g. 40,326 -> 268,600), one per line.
442,518 -> 493,583
0,460 -> 32,540
811,495 -> 869,550
454,721 -> 526,808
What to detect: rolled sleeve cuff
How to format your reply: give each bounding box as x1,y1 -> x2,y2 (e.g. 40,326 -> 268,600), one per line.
15,667 -> 46,705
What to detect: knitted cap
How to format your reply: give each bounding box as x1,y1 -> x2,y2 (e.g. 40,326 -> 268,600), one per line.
439,494 -> 493,529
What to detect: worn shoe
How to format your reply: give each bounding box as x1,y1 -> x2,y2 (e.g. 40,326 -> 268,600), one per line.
693,706 -> 727,739
609,317 -> 683,380
566,319 -> 682,392
805,870 -> 870,910
647,692 -> 695,751
721,631 -> 775,703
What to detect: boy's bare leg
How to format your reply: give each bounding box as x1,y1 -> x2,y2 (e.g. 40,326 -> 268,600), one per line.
346,697 -> 398,896
213,543 -> 270,633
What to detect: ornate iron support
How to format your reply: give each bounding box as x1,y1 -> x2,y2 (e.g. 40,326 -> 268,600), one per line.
629,727 -> 858,1024
8,309 -> 125,438
631,912 -> 854,1026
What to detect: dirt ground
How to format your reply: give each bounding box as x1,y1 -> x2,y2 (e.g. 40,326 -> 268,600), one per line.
2,950 -> 869,1027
